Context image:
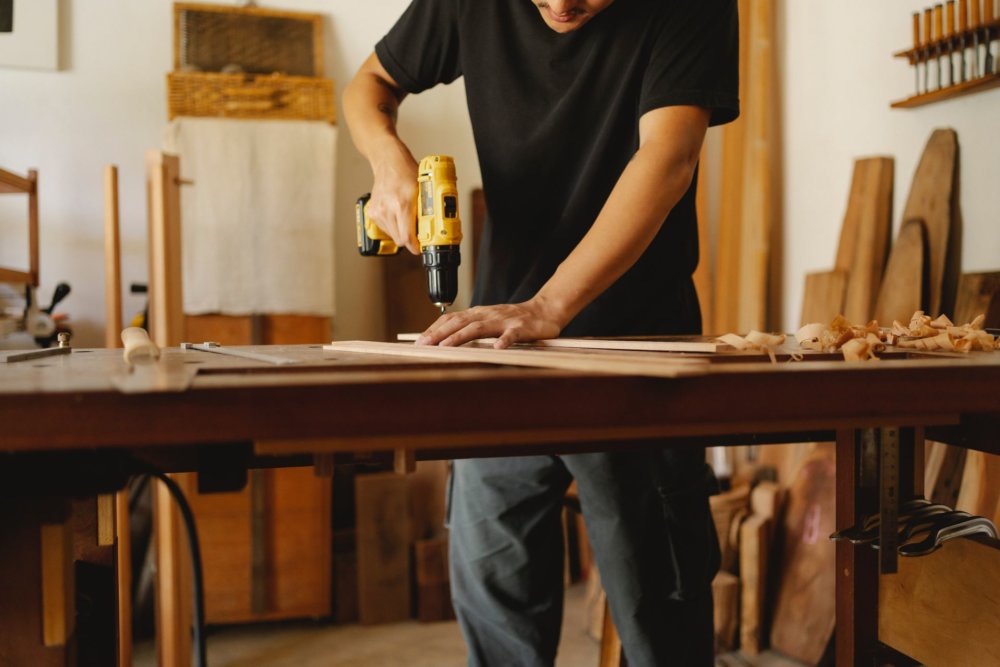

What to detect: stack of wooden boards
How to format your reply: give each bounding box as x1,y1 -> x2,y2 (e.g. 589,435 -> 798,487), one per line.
340,462 -> 456,626
711,127 -> 1000,666
711,444 -> 836,666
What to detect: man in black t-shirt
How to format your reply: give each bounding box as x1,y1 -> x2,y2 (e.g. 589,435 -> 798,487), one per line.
345,1 -> 739,664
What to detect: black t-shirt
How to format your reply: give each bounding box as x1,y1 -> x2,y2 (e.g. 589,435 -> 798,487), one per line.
375,0 -> 739,336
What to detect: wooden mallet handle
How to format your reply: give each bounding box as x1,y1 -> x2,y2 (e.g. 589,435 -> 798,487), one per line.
121,327 -> 160,366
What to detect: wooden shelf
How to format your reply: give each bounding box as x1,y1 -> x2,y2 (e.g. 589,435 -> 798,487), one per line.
0,167 -> 39,287
891,71 -> 1000,108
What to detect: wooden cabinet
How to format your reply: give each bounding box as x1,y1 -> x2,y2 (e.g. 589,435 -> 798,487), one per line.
187,468 -> 331,623
182,313 -> 333,623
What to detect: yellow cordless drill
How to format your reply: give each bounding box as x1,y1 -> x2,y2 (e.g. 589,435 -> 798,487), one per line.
356,155 -> 463,312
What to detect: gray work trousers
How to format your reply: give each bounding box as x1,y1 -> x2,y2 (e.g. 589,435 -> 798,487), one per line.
448,447 -> 720,667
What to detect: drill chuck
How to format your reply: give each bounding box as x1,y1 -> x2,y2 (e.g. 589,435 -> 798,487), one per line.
422,245 -> 461,308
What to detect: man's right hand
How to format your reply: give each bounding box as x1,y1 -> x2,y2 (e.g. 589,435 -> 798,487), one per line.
368,137 -> 420,254
344,52 -> 420,254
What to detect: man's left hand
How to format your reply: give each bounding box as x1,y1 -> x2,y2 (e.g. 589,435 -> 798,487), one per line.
415,299 -> 564,349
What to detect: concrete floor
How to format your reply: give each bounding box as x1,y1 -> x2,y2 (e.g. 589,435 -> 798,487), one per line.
135,582 -> 599,666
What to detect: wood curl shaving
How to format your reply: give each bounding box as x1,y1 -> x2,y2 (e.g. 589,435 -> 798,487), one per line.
716,331 -> 786,364
797,310 -> 995,361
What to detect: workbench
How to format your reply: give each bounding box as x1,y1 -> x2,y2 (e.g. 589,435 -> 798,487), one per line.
2,340 -> 999,666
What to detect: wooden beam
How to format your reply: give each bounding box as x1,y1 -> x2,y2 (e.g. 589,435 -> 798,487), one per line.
0,167 -> 33,193
104,165 -> 123,348
0,268 -> 32,284
154,474 -> 193,667
115,490 -> 133,667
145,151 -> 185,348
28,169 -> 39,287
40,519 -> 74,647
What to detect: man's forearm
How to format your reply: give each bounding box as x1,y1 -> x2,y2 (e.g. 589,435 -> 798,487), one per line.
343,55 -> 407,163
534,114 -> 707,328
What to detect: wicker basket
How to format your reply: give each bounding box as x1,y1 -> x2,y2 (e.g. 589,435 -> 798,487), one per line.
168,71 -> 335,122
169,3 -> 334,123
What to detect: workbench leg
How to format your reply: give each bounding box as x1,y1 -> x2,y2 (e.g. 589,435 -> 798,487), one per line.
154,474 -> 194,667
835,428 -> 878,666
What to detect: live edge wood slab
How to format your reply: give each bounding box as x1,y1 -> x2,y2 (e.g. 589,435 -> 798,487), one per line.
3,339 -> 1000,666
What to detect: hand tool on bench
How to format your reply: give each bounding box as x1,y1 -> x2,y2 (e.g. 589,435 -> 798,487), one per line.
180,341 -> 300,365
0,332 -> 72,363
112,327 -> 196,393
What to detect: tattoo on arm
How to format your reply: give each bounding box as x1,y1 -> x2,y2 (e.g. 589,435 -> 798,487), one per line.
377,102 -> 398,123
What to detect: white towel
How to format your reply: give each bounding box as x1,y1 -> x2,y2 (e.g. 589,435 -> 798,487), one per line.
163,118 -> 336,317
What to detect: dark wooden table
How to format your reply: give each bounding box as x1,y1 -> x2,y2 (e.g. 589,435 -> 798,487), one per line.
3,342 -> 999,666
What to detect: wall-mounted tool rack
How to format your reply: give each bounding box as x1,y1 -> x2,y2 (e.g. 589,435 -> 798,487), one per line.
892,0 -> 1000,108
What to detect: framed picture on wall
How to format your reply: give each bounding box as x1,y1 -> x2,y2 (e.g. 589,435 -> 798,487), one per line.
0,0 -> 59,70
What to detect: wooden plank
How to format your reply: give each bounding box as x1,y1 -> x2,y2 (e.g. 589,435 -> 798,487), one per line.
268,467 -> 332,618
40,520 -> 74,647
598,600 -> 625,667
115,490 -> 133,667
924,440 -> 967,508
837,157 -> 895,324
0,267 -> 33,284
146,150 -> 185,348
737,0 -> 778,333
694,142 -> 714,334
900,129 -> 960,317
769,443 -> 837,665
104,165 -> 123,348
414,537 -> 454,622
28,169 -> 39,287
800,270 -> 847,326
739,514 -> 770,655
712,571 -> 740,653
355,472 -> 411,624
956,449 -> 1000,524
326,341 -> 709,378
873,218 -> 926,326
836,157 -> 896,322
880,536 -> 1000,666
396,333 -> 727,353
154,473 -> 193,667
953,271 -> 1000,328
96,494 -> 115,547
713,0 -> 750,335
0,166 -> 34,192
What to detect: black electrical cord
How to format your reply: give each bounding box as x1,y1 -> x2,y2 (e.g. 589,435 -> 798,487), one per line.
136,469 -> 208,667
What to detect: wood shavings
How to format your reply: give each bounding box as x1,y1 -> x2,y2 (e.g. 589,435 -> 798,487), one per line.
841,337 -> 880,362
716,331 -> 786,364
795,317 -> 888,358
892,310 -> 995,354
803,310 -> 995,359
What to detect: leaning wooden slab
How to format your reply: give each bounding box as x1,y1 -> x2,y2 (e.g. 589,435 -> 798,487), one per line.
395,333 -> 728,354
326,340 -> 709,378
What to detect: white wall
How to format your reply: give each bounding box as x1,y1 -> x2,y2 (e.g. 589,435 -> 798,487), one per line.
782,0 -> 1000,331
0,0 -> 479,346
